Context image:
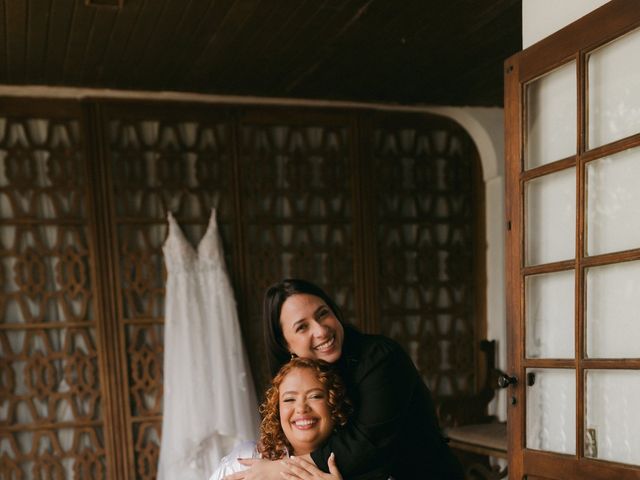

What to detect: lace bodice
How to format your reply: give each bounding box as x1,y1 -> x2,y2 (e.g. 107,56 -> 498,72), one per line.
163,209 -> 227,273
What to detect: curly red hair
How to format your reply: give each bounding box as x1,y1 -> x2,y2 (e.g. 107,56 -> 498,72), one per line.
257,358 -> 352,460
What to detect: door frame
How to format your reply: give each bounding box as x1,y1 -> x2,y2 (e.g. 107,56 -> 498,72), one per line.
505,1 -> 640,478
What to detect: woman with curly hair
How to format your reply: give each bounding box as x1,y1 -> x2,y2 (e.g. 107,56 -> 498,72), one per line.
227,278 -> 463,480
209,357 -> 350,480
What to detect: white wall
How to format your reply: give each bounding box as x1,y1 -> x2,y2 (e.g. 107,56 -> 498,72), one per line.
523,0 -> 612,48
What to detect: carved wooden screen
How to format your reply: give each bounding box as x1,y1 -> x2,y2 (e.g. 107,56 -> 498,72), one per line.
236,110 -> 362,387
0,101 -> 112,478
364,114 -> 484,403
1,99 -> 483,479
98,103 -> 239,480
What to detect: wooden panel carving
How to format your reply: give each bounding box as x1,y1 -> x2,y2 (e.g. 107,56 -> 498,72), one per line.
369,117 -> 481,400
238,113 -> 358,389
132,422 -> 161,480
103,107 -> 237,479
0,110 -> 108,478
2,101 -> 484,480
126,324 -> 163,417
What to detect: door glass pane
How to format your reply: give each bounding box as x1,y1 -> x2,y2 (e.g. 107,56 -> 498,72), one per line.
588,27 -> 640,149
526,61 -> 577,169
586,147 -> 640,255
526,270 -> 575,359
526,168 -> 576,265
526,368 -> 576,454
586,370 -> 640,465
586,260 -> 640,358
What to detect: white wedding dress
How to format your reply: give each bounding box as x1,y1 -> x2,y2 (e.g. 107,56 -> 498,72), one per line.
158,209 -> 259,480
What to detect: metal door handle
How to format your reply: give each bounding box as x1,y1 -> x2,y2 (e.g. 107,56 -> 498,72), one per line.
497,374 -> 518,388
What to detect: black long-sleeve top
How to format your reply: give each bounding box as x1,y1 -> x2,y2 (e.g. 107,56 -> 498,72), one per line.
310,328 -> 464,480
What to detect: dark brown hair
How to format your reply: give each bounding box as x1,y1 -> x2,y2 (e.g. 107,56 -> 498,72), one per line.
262,278 -> 349,376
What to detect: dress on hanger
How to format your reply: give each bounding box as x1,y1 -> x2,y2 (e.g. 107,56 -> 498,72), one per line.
158,209 -> 259,480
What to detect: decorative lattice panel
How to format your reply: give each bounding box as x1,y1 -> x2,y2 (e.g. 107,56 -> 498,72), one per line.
0,112 -> 108,478
238,116 -> 358,388
2,103 -> 484,480
132,422 -> 161,480
104,111 -> 237,479
370,120 -> 479,399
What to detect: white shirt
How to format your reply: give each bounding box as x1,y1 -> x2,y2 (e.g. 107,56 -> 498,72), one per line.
208,441 -> 261,480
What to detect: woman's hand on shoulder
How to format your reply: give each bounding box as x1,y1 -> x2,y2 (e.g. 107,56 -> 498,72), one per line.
281,453 -> 343,480
222,458 -> 287,480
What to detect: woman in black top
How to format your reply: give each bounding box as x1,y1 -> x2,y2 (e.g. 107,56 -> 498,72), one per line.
225,279 -> 463,480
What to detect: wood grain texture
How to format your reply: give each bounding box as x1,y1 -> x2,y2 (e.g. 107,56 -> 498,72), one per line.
505,1 -> 640,478
0,0 -> 521,106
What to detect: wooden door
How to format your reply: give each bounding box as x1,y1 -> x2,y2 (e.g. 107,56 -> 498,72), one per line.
505,1 -> 640,479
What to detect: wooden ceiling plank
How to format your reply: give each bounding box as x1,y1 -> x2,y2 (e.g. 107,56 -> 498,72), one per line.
2,0 -> 521,106
416,0 -> 519,43
294,0 -> 486,101
131,0 -> 197,86
299,56 -> 384,102
299,26 -> 425,102
80,5 -> 119,85
210,0 -> 283,91
280,0 -> 384,95
26,0 -> 52,83
410,0 -> 482,51
272,1 -> 361,91
5,0 -> 27,83
405,2 -> 519,82
248,0 -> 335,93
130,0 -> 191,85
287,0 -> 453,100
116,0 -> 167,88
280,0 -> 433,99
297,0 -> 519,105
98,0 -> 146,85
155,0 -> 232,90
316,0 -> 426,61
181,0 -> 263,88
412,2 -> 521,104
196,0 -> 307,92
219,0 -> 315,94
350,0 -> 437,51
43,0 -> 76,83
246,0 -> 314,58
63,2 -> 98,84
0,0 -> 8,81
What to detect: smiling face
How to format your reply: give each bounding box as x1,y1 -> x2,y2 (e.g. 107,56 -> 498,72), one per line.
279,367 -> 334,455
279,293 -> 344,364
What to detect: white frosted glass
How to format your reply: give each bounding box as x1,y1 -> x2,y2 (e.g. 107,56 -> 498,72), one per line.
586,370 -> 640,465
526,168 -> 576,265
588,27 -> 640,148
526,270 -> 575,359
586,147 -> 640,255
586,260 -> 640,358
526,368 -> 576,454
526,61 -> 577,169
